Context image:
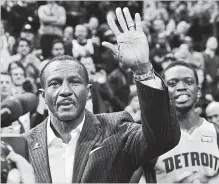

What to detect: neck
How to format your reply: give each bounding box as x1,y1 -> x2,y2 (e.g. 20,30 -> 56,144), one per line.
12,85 -> 23,95
50,110 -> 85,143
177,109 -> 203,133
77,38 -> 87,44
48,2 -> 56,6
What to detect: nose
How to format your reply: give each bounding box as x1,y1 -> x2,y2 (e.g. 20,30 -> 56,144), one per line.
176,81 -> 187,92
59,80 -> 73,97
17,75 -> 21,79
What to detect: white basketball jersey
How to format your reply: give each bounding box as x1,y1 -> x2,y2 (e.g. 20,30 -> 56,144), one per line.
154,120 -> 219,183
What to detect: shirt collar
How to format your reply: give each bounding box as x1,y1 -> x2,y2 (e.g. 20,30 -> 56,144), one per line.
47,113 -> 85,146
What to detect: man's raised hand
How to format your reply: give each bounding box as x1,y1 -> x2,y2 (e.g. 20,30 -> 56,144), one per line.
102,7 -> 149,71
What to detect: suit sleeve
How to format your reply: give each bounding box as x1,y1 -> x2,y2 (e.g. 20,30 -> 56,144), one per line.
119,75 -> 180,168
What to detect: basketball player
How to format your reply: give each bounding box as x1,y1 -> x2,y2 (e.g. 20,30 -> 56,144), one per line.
141,61 -> 219,183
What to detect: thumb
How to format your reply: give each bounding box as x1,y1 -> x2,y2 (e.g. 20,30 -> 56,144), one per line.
102,41 -> 117,54
7,168 -> 21,184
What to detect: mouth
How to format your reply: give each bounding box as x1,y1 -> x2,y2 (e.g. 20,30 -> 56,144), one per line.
175,94 -> 190,103
57,100 -> 75,108
1,88 -> 7,92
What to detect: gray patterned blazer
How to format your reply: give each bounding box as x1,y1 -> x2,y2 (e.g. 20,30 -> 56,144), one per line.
25,81 -> 180,183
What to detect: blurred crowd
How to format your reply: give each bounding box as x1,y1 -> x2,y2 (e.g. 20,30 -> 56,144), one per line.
1,0 -> 219,134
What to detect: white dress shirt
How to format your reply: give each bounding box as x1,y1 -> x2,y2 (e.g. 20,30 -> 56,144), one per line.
47,115 -> 85,183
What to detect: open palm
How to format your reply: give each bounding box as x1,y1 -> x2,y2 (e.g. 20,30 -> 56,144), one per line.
102,7 -> 149,70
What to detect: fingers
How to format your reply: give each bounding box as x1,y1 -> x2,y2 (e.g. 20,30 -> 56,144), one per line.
123,7 -> 135,31
135,13 -> 143,32
7,152 -> 35,184
102,42 -> 117,54
107,13 -> 120,37
107,7 -> 143,35
7,152 -> 29,171
116,8 -> 128,32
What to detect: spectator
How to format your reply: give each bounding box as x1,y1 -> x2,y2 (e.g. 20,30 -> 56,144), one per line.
187,17 -> 203,51
150,19 -> 166,47
80,56 -> 113,113
20,23 -> 40,49
168,21 -> 190,49
174,2 -> 190,22
0,21 -> 16,72
99,14 -> 119,73
72,24 -> 94,59
40,39 -> 66,70
161,53 -> 176,70
1,72 -> 13,101
80,56 -> 98,83
10,38 -> 41,71
184,36 -> 205,69
38,0 -> 66,59
24,63 -> 39,94
202,37 -> 219,83
59,1 -> 85,27
2,66 -> 31,134
8,61 -> 26,96
150,32 -> 171,73
6,0 -> 38,37
63,26 -> 74,42
88,17 -> 99,35
63,26 -> 74,55
20,23 -> 35,43
50,39 -> 66,57
87,16 -> 101,46
107,62 -> 131,112
0,72 -> 21,134
191,51 -> 205,70
205,101 -> 219,125
98,9 -> 117,43
192,65 -> 213,117
174,43 -> 191,62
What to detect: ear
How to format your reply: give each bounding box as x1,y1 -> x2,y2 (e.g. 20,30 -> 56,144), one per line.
87,84 -> 92,100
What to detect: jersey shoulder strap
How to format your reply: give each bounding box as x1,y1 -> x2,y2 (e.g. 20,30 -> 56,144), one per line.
213,123 -> 219,149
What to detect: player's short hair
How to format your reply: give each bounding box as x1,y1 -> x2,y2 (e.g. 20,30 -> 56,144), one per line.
40,55 -> 89,88
161,61 -> 199,85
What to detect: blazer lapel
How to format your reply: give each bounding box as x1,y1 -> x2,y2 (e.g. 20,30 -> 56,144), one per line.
72,111 -> 102,183
27,119 -> 52,183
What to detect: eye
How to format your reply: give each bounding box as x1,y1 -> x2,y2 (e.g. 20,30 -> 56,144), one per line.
167,80 -> 177,87
49,81 -> 60,87
70,79 -> 81,85
185,78 -> 194,85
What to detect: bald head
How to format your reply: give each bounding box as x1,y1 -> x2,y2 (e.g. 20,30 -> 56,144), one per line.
64,26 -> 74,40
89,17 -> 99,29
206,37 -> 218,50
206,101 -> 219,125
